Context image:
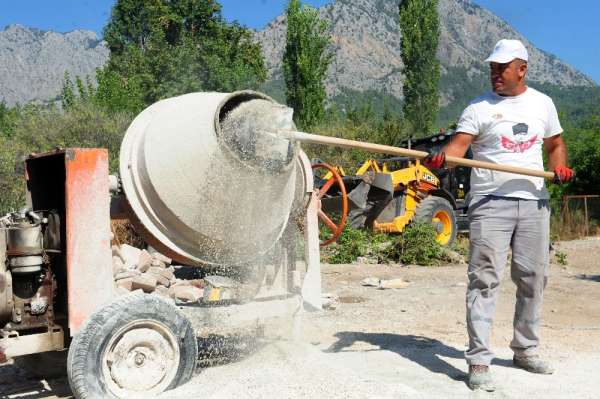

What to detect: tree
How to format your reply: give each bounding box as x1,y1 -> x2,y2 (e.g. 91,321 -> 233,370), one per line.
283,0 -> 332,129
61,71 -> 76,110
399,0 -> 440,139
101,0 -> 266,108
0,101 -> 20,138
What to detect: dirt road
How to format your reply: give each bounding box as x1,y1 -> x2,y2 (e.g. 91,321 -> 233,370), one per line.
2,238 -> 599,398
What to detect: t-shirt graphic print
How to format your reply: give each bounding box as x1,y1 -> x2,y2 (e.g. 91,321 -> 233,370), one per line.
501,123 -> 537,153
456,87 -> 562,200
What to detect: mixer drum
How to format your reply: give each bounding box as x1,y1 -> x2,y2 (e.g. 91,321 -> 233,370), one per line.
119,91 -> 300,266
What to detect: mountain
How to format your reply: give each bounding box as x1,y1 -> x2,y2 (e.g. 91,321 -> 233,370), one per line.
256,0 -> 596,119
0,0 -> 596,116
0,24 -> 108,106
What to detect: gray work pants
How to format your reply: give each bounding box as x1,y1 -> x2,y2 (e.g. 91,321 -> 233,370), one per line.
465,195 -> 550,366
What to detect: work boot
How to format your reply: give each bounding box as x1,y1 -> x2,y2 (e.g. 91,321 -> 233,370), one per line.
468,365 -> 495,391
513,355 -> 555,374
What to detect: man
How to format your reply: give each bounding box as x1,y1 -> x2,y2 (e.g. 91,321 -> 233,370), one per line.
425,39 -> 574,391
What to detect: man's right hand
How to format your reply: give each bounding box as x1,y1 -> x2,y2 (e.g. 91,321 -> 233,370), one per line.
423,150 -> 446,169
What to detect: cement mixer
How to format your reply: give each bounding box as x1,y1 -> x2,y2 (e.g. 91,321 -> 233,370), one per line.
0,91 -> 332,398
0,88 -> 561,398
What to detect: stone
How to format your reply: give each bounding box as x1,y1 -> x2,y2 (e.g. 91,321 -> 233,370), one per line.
360,277 -> 380,287
115,270 -> 141,281
172,279 -> 191,287
443,249 -> 467,265
131,274 -> 157,293
159,269 -> 175,282
155,274 -> 171,287
116,286 -> 131,296
155,285 -> 169,297
151,258 -> 166,268
111,245 -> 126,263
116,277 -> 133,291
147,266 -> 165,276
356,256 -> 378,264
151,252 -> 172,265
136,249 -> 152,273
112,257 -> 125,275
171,285 -> 203,302
378,278 -> 410,290
120,244 -> 142,267
322,293 -> 339,310
189,279 -> 204,289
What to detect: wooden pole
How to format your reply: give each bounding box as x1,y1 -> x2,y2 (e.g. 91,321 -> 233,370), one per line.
286,130 -> 556,180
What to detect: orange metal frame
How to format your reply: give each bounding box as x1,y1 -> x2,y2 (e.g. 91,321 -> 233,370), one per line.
26,149 -> 114,335
64,149 -> 114,334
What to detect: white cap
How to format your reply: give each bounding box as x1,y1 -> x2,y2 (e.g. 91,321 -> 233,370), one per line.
485,39 -> 528,63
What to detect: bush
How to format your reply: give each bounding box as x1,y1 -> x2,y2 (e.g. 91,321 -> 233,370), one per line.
383,222 -> 446,266
323,226 -> 367,264
323,223 -> 449,266
554,250 -> 568,266
0,103 -> 134,213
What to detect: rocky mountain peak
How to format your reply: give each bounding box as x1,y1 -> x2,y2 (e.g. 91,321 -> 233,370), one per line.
256,0 -> 595,106
0,24 -> 109,106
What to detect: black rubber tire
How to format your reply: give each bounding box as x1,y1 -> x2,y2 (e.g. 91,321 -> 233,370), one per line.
14,350 -> 68,378
67,292 -> 197,399
414,196 -> 457,246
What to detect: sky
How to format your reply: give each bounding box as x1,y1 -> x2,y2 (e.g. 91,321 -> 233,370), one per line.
0,0 -> 598,83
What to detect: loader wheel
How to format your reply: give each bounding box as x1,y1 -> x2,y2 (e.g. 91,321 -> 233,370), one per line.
67,292 -> 197,399
15,350 -> 68,378
414,196 -> 457,246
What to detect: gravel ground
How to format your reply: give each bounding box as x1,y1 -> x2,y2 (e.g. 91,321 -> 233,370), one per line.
2,238 -> 599,398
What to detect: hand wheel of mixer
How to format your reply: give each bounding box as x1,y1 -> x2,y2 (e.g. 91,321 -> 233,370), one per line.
312,163 -> 348,246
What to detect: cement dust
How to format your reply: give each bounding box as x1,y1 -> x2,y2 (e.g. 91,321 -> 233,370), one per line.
159,337 -> 418,399
161,98 -> 320,397
195,98 -> 300,267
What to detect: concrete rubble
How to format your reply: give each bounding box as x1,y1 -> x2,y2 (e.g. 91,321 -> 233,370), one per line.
111,244 -> 204,302
360,276 -> 411,289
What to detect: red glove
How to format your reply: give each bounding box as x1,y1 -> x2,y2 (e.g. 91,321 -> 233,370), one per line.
553,165 -> 575,184
424,151 -> 446,169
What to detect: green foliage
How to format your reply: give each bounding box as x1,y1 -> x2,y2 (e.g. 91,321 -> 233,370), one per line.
0,134 -> 27,212
94,68 -> 146,114
303,117 -> 400,170
384,222 -> 446,266
0,103 -> 134,213
61,71 -> 76,110
324,226 -> 384,264
283,0 -> 332,129
554,250 -> 568,266
323,223 -> 449,266
101,0 -> 266,108
0,101 -> 20,137
399,0 -> 441,139
560,126 -> 600,195
437,66 -> 488,126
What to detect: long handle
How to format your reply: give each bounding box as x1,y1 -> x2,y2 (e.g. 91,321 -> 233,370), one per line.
286,130 -> 555,180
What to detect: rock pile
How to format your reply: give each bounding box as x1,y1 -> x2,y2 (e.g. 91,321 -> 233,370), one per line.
111,244 -> 204,303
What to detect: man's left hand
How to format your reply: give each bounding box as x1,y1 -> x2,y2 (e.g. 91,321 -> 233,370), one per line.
553,165 -> 575,184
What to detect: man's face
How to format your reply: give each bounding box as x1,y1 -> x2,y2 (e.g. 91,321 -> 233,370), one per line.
489,59 -> 527,95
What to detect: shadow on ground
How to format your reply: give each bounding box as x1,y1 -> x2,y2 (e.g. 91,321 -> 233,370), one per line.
0,364 -> 71,399
576,274 -> 600,282
324,332 -> 513,384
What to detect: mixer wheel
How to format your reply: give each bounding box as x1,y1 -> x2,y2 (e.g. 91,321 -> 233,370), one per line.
67,292 -> 197,399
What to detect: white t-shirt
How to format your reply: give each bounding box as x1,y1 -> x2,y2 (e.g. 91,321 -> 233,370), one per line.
456,87 -> 562,200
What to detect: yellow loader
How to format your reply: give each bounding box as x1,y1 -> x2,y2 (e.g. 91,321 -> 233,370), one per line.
314,156 -> 458,246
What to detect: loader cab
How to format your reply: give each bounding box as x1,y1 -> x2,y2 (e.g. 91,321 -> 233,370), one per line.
404,131 -> 473,233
